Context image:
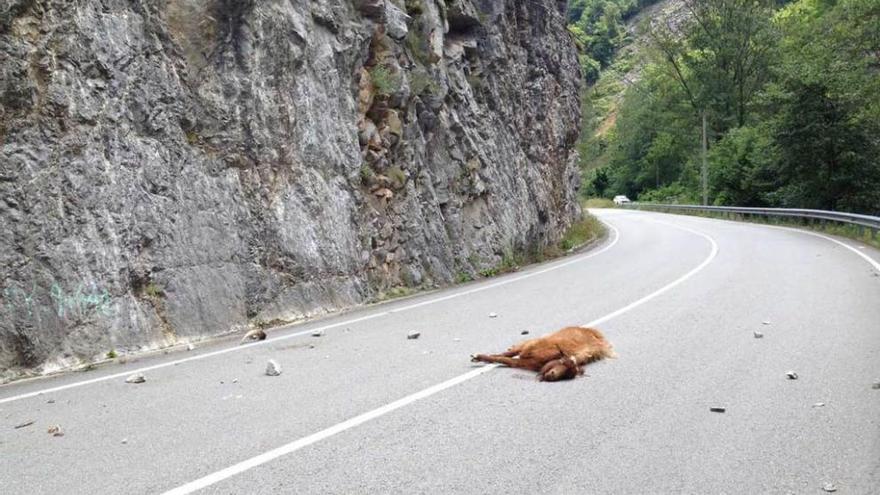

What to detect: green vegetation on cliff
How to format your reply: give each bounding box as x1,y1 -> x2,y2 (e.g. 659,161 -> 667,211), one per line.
567,0 -> 661,83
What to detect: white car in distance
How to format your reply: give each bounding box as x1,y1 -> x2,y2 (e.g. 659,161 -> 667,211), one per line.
613,195 -> 631,205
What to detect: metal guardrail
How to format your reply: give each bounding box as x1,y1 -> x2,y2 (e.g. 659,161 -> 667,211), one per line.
622,203 -> 880,231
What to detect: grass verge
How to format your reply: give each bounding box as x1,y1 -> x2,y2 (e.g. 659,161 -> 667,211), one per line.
583,197 -> 616,208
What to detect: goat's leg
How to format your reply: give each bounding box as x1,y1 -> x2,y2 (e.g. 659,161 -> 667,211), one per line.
470,354 -> 545,371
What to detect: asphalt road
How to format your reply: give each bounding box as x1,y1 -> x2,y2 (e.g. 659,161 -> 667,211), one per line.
2,210 -> 879,494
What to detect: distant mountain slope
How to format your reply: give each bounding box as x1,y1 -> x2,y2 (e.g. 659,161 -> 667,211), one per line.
575,0 -> 687,172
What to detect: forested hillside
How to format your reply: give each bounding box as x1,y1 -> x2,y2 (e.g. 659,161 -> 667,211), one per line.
567,0 -> 662,83
577,0 -> 880,215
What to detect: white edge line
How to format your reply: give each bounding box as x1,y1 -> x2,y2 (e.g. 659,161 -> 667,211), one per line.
0,223 -> 621,405
764,225 -> 880,272
629,209 -> 880,272
585,220 -> 719,328
161,220 -> 718,495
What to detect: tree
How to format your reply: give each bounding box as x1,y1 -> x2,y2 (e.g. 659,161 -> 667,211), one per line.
650,0 -> 779,132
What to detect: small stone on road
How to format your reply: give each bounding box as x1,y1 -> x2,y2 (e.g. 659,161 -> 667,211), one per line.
312,329 -> 325,337
786,371 -> 799,380
407,331 -> 420,340
822,482 -> 837,492
240,329 -> 267,343
753,331 -> 764,339
710,407 -> 726,413
125,373 -> 146,384
265,360 -> 282,376
488,312 -> 498,318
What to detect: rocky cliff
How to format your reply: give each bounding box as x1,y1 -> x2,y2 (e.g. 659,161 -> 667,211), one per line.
0,0 -> 582,379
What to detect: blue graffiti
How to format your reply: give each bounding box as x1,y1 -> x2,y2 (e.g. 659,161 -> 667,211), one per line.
3,282 -> 114,320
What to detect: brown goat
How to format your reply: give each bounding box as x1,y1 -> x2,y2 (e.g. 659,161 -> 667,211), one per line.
471,326 -> 615,381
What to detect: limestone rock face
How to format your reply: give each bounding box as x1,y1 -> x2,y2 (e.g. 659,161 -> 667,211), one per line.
0,0 -> 582,379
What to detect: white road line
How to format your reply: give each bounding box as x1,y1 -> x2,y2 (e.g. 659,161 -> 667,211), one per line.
161,220 -> 718,495
584,220 -> 719,328
0,223 -> 621,405
763,225 -> 880,272
628,209 -> 880,272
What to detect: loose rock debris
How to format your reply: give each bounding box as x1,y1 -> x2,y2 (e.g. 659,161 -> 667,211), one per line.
786,371 -> 799,380
311,329 -> 325,337
265,360 -> 282,376
125,373 -> 146,384
241,329 -> 267,343
762,320 -> 771,325
871,381 -> 880,390
822,482 -> 838,492
407,331 -> 421,340
488,312 -> 498,318
14,420 -> 35,429
710,407 -> 726,413
521,330 -> 530,335
186,343 -> 195,351
753,331 -> 764,339
47,425 -> 63,437
121,438 -> 128,445
812,402 -> 826,408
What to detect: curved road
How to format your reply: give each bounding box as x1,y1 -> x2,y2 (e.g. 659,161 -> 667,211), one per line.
1,210 -> 879,494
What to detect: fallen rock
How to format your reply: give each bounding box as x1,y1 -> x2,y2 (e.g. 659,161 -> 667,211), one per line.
822,482 -> 837,492
14,420 -> 35,429
786,371 -> 799,380
453,338 -> 461,342
521,330 -> 530,335
407,331 -> 421,340
753,331 -> 764,339
47,425 -> 63,437
265,360 -> 282,376
872,381 -> 880,390
125,373 -> 146,384
709,407 -> 726,413
121,438 -> 128,444
488,312 -> 498,318
47,399 -> 55,404
232,378 -> 238,383
762,320 -> 771,325
312,329 -> 325,337
186,343 -> 195,351
812,402 -> 826,408
240,329 -> 267,344
384,1 -> 411,41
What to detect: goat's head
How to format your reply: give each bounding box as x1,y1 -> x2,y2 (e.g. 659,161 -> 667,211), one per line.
538,355 -> 580,382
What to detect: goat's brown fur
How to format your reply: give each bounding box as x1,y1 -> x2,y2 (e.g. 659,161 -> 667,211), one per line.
471,326 -> 615,381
